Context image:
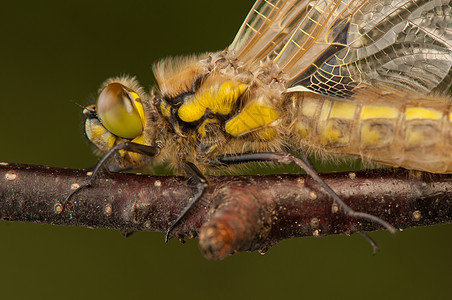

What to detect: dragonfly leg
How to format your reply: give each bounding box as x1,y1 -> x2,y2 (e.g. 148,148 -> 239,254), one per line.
358,232 -> 379,255
297,149 -> 317,172
216,151 -> 397,235
63,142 -> 159,204
165,162 -> 208,242
88,142 -> 159,185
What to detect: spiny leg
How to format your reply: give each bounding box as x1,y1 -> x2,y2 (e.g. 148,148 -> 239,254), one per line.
216,152 -> 397,235
297,149 -> 317,172
295,150 -> 381,250
281,145 -> 317,172
89,142 -> 159,184
165,162 -> 208,242
65,141 -> 207,242
358,232 -> 380,255
63,142 -> 159,204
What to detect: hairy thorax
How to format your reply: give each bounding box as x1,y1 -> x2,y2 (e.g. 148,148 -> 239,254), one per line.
151,51 -> 291,172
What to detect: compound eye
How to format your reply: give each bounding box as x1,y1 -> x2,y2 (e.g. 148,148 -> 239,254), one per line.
96,82 -> 145,139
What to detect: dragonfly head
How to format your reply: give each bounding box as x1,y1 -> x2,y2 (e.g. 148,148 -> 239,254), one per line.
84,76 -> 160,166
93,77 -> 145,139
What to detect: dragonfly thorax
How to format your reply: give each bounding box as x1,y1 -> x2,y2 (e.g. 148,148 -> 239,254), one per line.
85,51 -> 290,173
151,51 -> 290,170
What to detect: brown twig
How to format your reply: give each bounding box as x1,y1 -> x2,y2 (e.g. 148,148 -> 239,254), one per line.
0,162 -> 451,260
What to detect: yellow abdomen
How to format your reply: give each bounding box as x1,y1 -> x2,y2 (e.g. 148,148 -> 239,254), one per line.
289,89 -> 452,173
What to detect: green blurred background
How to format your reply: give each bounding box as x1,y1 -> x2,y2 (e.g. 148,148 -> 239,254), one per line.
1,0 -> 451,299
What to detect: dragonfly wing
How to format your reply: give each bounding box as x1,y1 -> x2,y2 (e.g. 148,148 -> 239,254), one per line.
284,0 -> 452,96
231,0 -> 452,97
229,0 -> 313,63
432,66 -> 452,95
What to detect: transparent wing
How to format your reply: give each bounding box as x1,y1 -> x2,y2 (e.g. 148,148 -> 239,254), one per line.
284,0 -> 452,97
229,0 -> 312,63
231,0 -> 452,98
348,0 -> 452,96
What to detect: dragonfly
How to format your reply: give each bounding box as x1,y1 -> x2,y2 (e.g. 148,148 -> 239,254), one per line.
77,0 -> 451,242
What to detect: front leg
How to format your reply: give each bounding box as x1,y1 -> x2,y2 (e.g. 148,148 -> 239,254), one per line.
63,142 -> 160,206
88,142 -> 160,185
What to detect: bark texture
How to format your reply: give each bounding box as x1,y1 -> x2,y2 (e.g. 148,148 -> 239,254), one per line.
0,163 -> 451,260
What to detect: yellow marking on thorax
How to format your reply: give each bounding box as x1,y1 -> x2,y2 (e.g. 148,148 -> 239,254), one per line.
160,101 -> 171,117
225,101 -> 279,137
178,81 -> 247,123
204,144 -> 217,154
360,105 -> 399,120
406,107 -> 443,120
197,118 -> 218,138
257,128 -> 276,140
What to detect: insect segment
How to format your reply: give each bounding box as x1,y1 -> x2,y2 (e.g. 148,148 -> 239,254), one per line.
82,0 -> 451,240
288,88 -> 452,174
